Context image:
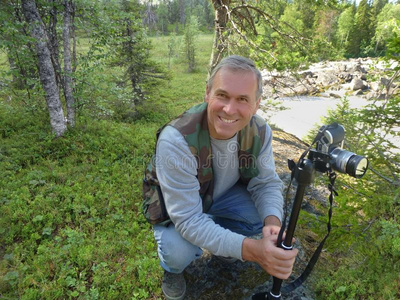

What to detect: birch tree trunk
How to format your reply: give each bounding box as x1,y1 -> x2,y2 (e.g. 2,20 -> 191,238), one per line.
209,0 -> 230,76
71,0 -> 77,73
63,0 -> 75,127
22,0 -> 67,137
48,0 -> 61,86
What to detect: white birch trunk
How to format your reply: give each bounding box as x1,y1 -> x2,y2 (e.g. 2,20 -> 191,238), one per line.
21,0 -> 67,137
63,0 -> 75,127
209,0 -> 229,76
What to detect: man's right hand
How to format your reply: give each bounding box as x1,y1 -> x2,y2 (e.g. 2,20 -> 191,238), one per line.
242,225 -> 298,279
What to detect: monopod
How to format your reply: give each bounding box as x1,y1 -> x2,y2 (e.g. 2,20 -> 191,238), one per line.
252,158 -> 315,300
252,123 -> 369,300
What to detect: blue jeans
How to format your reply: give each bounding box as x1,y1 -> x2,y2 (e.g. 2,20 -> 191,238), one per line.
153,182 -> 263,273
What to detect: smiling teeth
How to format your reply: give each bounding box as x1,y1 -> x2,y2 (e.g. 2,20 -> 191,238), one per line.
221,117 -> 235,123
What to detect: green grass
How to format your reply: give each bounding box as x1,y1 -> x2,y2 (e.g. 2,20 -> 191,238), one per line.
0,50 -> 8,69
0,34 -> 213,299
142,34 -> 213,119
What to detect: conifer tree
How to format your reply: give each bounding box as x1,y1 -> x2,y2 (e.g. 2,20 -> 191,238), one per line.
350,0 -> 373,56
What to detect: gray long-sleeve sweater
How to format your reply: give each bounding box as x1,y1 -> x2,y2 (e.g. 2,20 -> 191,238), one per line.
155,122 -> 283,261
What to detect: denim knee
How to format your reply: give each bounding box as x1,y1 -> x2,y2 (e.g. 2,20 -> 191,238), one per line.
154,224 -> 202,273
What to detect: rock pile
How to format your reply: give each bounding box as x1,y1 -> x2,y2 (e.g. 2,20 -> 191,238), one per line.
261,58 -> 399,100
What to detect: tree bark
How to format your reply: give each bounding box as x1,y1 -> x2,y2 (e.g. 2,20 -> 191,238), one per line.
209,0 -> 230,76
48,0 -> 61,85
179,0 -> 186,26
71,0 -> 77,73
63,0 -> 75,127
21,0 -> 67,137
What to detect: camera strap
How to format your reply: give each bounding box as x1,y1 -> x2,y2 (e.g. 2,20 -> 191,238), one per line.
277,149 -> 338,294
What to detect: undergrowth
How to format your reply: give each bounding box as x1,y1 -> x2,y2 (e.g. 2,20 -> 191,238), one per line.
0,34 -> 213,299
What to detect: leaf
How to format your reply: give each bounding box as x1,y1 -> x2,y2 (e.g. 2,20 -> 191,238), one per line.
335,286 -> 347,293
70,291 -> 79,297
4,271 -> 19,282
33,215 -> 44,222
42,227 -> 52,236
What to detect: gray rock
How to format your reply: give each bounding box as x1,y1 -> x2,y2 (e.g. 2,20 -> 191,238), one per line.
329,92 -> 341,98
349,64 -> 367,74
354,89 -> 364,95
381,77 -> 390,87
337,63 -> 347,72
370,81 -> 380,91
315,72 -> 338,87
300,71 -> 313,78
350,78 -> 365,90
338,72 -> 353,82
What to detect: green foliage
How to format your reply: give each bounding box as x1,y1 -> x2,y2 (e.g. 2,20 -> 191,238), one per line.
0,101 -> 162,298
88,0 -> 168,113
374,4 -> 400,55
308,75 -> 400,298
183,15 -> 199,72
336,7 -> 355,48
0,32 -> 213,299
143,0 -> 214,36
0,2 -> 40,91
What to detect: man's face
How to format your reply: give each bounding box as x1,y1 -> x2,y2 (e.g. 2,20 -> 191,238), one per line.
205,68 -> 261,140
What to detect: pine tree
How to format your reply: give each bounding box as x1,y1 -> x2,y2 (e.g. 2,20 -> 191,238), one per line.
350,0 -> 373,56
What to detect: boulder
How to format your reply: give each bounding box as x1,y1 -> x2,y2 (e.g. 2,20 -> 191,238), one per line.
338,72 -> 353,82
315,72 -> 338,87
350,78 -> 365,90
380,77 -> 390,87
349,63 -> 367,74
337,63 -> 347,72
329,92 -> 342,98
370,81 -> 380,91
299,71 -> 314,78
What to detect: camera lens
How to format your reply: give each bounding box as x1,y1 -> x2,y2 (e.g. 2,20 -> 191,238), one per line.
346,155 -> 369,178
330,148 -> 369,178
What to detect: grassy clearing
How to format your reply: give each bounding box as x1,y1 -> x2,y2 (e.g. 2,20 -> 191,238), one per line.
141,34 -> 213,119
0,34 -> 213,299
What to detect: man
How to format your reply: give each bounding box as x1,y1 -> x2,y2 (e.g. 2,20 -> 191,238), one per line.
143,55 -> 298,300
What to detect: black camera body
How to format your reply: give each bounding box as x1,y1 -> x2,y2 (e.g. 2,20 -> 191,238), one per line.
308,123 -> 368,178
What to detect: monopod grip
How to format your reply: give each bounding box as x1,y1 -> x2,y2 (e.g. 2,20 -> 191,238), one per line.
269,240 -> 293,299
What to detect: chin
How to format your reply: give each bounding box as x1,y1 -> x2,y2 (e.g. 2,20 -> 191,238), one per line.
215,129 -> 236,139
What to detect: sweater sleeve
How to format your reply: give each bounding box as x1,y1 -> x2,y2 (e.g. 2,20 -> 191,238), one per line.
247,124 -> 284,223
155,126 -> 246,260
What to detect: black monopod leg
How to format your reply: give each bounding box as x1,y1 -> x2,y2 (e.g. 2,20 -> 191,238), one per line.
253,158 -> 315,300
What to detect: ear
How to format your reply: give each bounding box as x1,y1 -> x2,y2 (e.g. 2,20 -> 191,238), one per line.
205,85 -> 210,103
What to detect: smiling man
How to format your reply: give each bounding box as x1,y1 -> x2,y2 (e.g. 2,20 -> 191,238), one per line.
143,55 -> 298,300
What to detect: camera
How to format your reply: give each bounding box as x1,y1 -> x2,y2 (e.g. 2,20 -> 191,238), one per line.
308,123 -> 369,178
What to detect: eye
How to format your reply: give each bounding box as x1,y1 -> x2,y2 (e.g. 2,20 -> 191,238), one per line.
216,93 -> 227,98
239,97 -> 248,102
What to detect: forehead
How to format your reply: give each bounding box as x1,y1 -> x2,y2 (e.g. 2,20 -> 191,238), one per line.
212,68 -> 258,97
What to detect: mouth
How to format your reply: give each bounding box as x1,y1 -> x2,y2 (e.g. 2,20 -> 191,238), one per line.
219,116 -> 237,124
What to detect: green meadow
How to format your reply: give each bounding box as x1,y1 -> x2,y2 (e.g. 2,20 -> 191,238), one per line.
0,34 -> 213,299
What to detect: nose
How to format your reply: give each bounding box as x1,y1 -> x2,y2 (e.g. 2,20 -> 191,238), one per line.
222,99 -> 237,115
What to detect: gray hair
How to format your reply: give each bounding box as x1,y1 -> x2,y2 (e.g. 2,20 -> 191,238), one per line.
207,55 -> 263,100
